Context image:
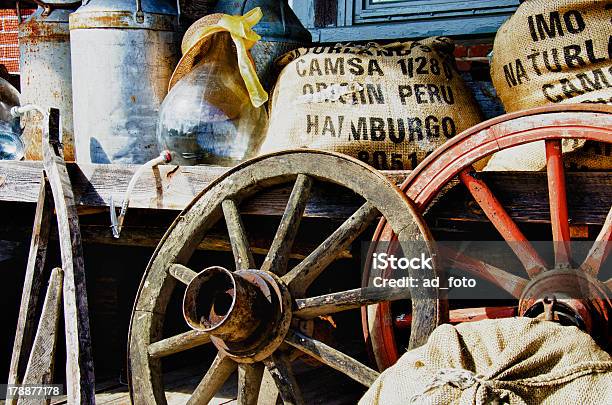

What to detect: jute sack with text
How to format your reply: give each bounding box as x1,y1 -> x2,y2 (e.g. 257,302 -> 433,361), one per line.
360,318 -> 612,405
486,0 -> 612,171
260,38 -> 482,170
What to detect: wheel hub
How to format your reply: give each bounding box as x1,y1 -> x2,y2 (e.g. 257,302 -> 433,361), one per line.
519,269 -> 611,347
183,266 -> 292,363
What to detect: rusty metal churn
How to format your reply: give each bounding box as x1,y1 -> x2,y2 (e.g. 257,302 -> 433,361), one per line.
213,0 -> 311,91
69,0 -> 179,164
19,1 -> 79,161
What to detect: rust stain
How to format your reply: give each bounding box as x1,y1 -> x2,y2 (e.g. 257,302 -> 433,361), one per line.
0,175 -> 5,188
130,95 -> 137,103
20,20 -> 70,43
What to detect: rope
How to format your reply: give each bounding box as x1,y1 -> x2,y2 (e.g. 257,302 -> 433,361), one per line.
410,368 -> 487,403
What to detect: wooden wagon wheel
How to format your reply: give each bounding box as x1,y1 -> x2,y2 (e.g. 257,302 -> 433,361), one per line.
128,150 -> 441,404
364,104 -> 612,370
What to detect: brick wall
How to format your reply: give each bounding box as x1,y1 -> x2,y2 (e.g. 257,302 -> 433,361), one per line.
0,8 -> 34,74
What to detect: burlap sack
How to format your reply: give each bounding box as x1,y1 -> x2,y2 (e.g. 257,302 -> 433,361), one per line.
486,0 -> 611,171
360,318 -> 612,405
260,38 -> 482,170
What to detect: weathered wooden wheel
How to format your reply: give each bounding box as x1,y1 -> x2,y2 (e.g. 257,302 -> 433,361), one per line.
128,150 -> 440,404
365,104 -> 612,370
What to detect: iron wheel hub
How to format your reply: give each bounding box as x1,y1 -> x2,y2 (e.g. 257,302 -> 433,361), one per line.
183,266 -> 292,363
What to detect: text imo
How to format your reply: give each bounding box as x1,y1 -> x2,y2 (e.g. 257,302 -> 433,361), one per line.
371,253 -> 433,270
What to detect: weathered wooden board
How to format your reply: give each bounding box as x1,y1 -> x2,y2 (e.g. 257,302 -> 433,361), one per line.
7,177 -> 53,405
19,268 -> 63,405
42,110 -> 95,405
0,161 -> 610,226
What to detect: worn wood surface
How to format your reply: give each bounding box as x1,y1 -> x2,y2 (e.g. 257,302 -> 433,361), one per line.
263,353 -> 304,405
187,354 -> 237,405
7,177 -> 53,400
1,161 -> 610,227
284,330 -> 379,387
147,330 -> 211,359
284,202 -> 379,297
293,286 -> 411,320
42,109 -> 95,405
168,263 -> 197,286
222,199 -> 256,270
237,363 -> 264,405
19,268 -> 63,405
261,174 -> 312,276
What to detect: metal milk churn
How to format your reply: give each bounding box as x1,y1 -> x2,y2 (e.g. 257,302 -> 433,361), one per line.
19,1 -> 79,161
69,0 -> 179,164
213,0 -> 311,91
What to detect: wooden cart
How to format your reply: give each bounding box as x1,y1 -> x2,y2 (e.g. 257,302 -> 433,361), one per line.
1,105 -> 610,404
126,105 -> 611,404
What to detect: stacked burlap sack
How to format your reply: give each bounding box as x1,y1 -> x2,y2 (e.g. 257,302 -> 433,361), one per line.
261,37 -> 482,170
486,0 -> 612,171
360,318 -> 612,405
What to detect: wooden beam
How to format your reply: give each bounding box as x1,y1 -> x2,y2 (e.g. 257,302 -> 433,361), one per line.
0,161 -> 610,226
0,161 -> 406,215
42,109 -> 94,404
19,268 -> 63,405
7,176 -> 52,399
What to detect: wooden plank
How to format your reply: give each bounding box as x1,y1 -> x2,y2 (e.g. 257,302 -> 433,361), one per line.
18,268 -> 63,405
0,161 -> 609,226
7,176 -> 53,402
0,161 -> 403,215
0,161 -> 612,226
42,109 -> 95,405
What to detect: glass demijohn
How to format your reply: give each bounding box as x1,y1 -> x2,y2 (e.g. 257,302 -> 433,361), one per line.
157,32 -> 268,166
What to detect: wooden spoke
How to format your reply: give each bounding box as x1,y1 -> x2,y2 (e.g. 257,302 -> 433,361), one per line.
147,330 -> 210,358
263,353 -> 304,405
283,202 -> 379,296
441,246 -> 528,298
222,199 -> 256,270
294,287 -> 410,320
237,363 -> 264,405
459,167 -> 546,277
169,263 -> 197,285
545,139 -> 572,266
187,353 -> 237,405
284,329 -> 379,387
261,174 -> 313,276
394,306 -> 517,329
257,369 -> 280,405
605,278 -> 612,291
581,206 -> 612,276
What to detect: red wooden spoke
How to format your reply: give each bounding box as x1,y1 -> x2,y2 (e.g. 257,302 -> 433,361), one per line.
394,306 -> 517,328
459,167 -> 546,277
440,246 -> 528,298
545,139 -> 571,266
581,206 -> 612,277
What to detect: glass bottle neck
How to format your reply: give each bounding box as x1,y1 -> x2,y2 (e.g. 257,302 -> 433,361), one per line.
198,32 -> 236,67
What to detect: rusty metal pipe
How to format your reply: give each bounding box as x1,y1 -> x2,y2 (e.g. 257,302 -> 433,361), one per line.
183,267 -> 272,342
